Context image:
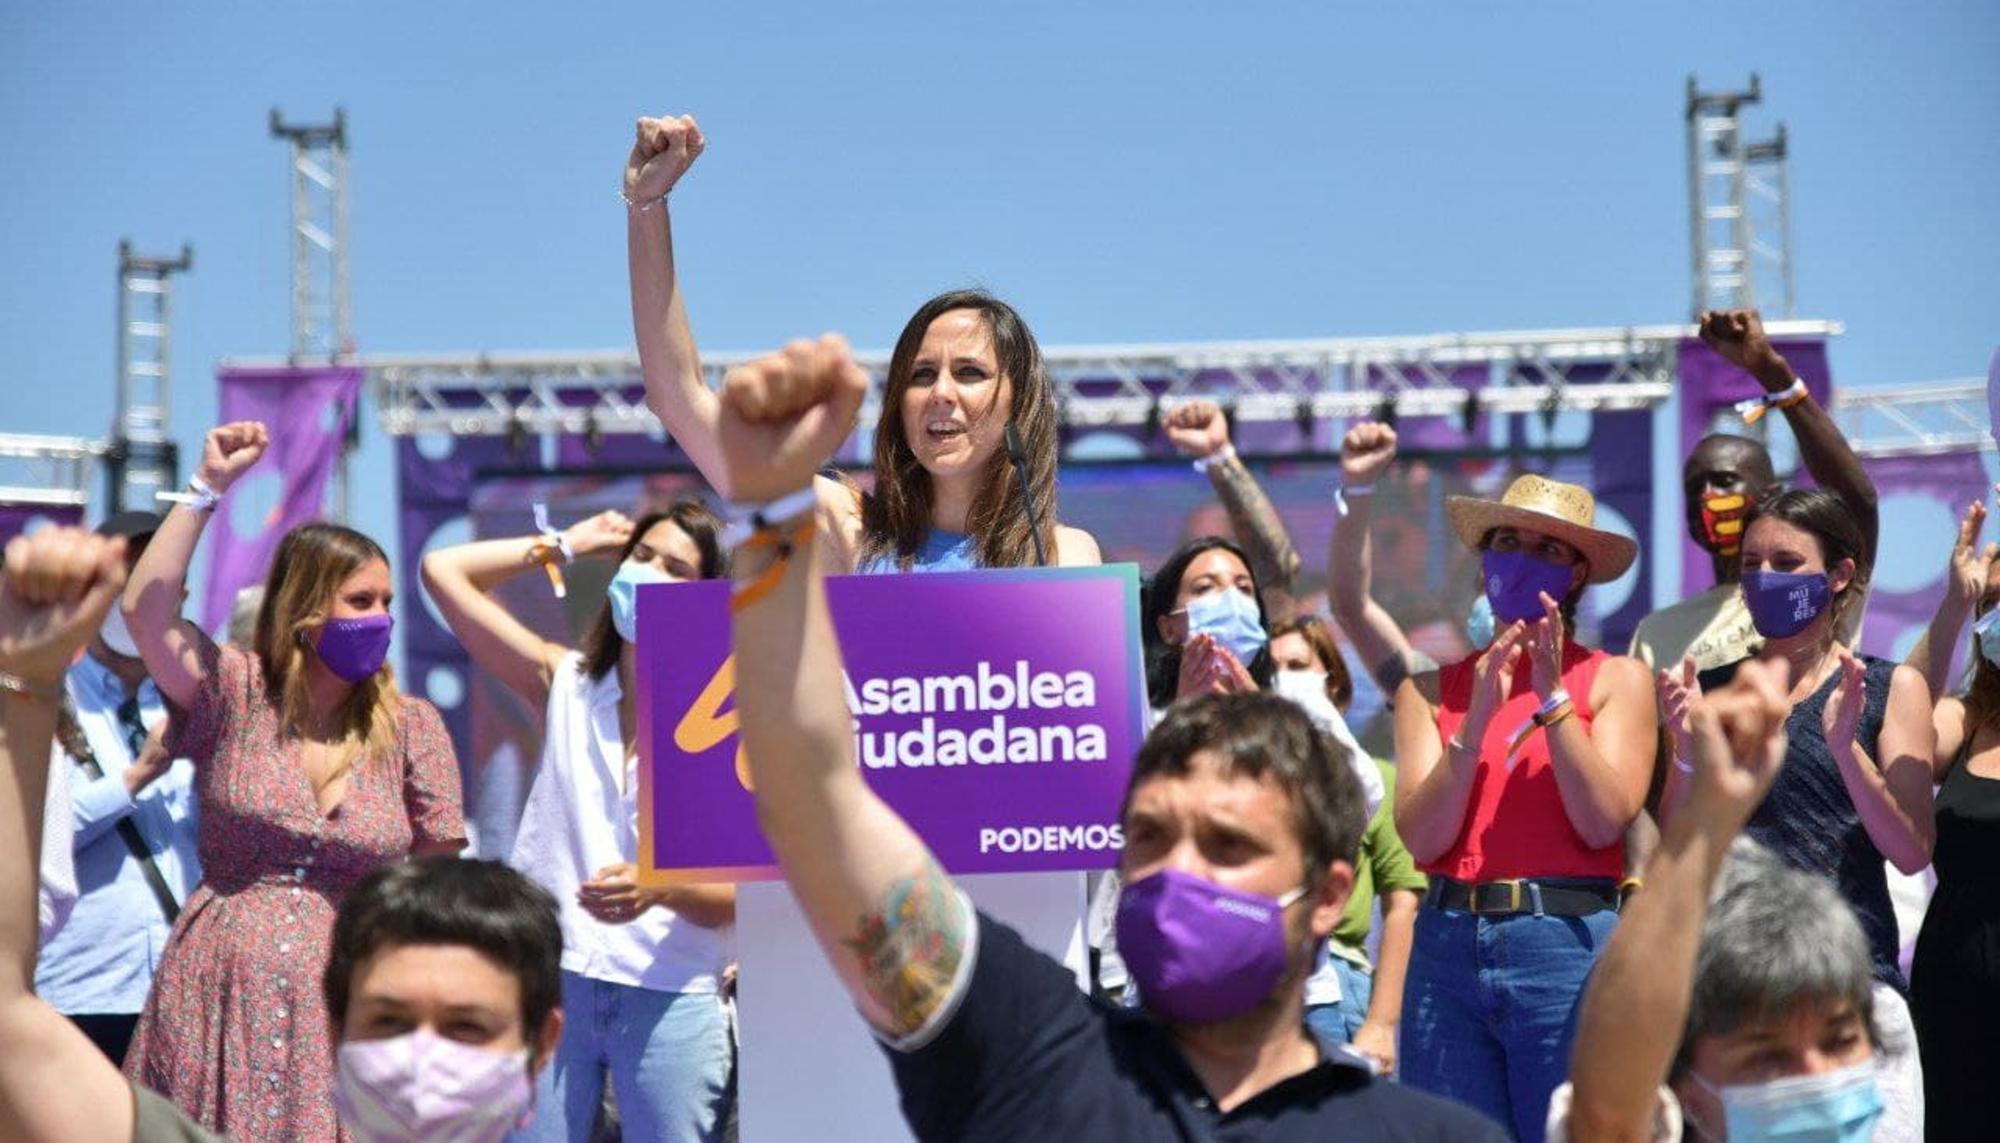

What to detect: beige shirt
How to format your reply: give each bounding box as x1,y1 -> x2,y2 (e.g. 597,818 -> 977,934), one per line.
1629,584 -> 1761,673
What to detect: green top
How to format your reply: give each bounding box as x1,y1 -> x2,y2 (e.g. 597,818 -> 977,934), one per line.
1331,759 -> 1428,965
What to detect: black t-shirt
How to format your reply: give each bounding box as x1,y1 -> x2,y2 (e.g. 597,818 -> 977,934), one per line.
884,909 -> 1508,1141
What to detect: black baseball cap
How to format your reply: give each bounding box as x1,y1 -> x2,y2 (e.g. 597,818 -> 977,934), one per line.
96,511 -> 164,541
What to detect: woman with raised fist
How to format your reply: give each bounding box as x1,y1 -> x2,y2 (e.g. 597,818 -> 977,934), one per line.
116,421 -> 466,1141
624,113 -> 1099,575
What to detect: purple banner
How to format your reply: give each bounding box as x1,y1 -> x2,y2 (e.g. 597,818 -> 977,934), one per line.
201,366 -> 362,632
1676,338 -> 1833,594
1856,451 -> 1992,667
0,502 -> 84,546
638,566 -> 1147,883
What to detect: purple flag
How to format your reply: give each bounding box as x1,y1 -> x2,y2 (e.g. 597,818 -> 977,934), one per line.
638,566 -> 1147,883
200,366 -> 362,632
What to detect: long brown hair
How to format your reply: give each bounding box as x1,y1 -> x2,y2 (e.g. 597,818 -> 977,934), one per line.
579,500 -> 726,681
253,523 -> 401,776
855,290 -> 1060,570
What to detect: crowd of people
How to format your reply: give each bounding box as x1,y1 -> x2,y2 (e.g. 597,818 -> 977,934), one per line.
0,110 -> 1993,1143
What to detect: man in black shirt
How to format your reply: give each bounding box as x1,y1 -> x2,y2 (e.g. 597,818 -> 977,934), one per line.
710,330 -> 1506,1140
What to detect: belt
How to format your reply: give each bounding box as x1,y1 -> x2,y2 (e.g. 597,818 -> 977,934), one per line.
1426,876 -> 1620,917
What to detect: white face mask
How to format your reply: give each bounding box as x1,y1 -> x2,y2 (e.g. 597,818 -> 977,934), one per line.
333,1029 -> 535,1143
1270,668 -> 1331,711
99,606 -> 141,659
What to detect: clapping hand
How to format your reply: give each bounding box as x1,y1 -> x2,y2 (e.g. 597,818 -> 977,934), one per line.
1462,622 -> 1526,747
1821,650 -> 1867,759
1656,656 -> 1702,764
1526,591 -> 1567,699
0,528 -> 129,690
1685,658 -> 1791,831
1945,494 -> 1998,611
716,335 -> 870,503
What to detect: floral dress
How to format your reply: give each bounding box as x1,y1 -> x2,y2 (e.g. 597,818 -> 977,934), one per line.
124,641 -> 465,1141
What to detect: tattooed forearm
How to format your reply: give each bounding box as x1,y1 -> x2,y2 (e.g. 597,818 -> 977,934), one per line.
1207,453 -> 1302,593
842,859 -> 967,1037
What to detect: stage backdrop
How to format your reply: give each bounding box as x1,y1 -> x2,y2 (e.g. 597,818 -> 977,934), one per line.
0,502 -> 84,546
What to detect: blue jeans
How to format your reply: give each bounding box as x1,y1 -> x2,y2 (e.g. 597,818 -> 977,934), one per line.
513,970 -> 734,1143
1304,957 -> 1373,1046
1400,901 -> 1618,1143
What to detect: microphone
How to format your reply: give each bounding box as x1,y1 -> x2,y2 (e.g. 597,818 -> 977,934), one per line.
1004,423 -> 1049,567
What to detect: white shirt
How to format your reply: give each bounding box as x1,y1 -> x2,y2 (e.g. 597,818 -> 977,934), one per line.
510,653 -> 731,993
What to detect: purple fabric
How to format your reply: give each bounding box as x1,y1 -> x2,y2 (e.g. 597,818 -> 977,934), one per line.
1856,451 -> 1992,666
200,366 -> 361,632
314,614 -> 394,682
1482,549 -> 1575,624
637,567 -> 1147,881
0,502 -> 83,546
1741,569 -> 1831,638
1675,339 -> 1832,594
1114,868 -> 1294,1024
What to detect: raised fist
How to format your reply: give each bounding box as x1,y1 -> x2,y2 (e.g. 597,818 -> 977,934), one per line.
0,527 -> 128,689
195,422 -> 269,494
1163,399 -> 1231,460
716,334 -> 870,503
1341,422 -> 1399,486
564,510 -> 636,558
625,114 -> 706,204
1697,309 -> 1790,390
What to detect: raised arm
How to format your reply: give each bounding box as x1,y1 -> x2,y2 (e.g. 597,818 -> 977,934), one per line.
0,528 -> 139,1143
718,335 -> 969,1037
122,422 -> 267,712
1394,624 -> 1524,863
420,511 -> 635,709
626,114 -> 731,495
1566,660 -> 1791,1143
1162,400 -> 1301,618
1328,423 -> 1433,699
1699,309 -> 1879,566
1823,654 -> 1937,874
1906,498 -> 1994,709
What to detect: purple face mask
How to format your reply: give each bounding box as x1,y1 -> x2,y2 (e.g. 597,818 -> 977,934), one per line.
1740,569 -> 1830,638
1114,868 -> 1305,1025
315,614 -> 394,683
1481,548 -> 1575,625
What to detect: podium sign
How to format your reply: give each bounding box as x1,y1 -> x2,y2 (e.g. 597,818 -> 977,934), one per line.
637,565 -> 1147,885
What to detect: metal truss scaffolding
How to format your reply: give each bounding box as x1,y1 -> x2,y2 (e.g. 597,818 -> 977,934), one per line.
328,320 -> 1842,450
1832,380 -> 1993,459
270,108 -> 353,360
0,433 -> 103,510
110,240 -> 193,512
1687,75 -> 1795,319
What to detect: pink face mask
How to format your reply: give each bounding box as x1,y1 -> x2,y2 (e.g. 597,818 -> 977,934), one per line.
333,1028 -> 533,1143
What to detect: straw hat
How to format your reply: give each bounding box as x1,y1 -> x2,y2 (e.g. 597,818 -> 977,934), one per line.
1445,475 -> 1637,584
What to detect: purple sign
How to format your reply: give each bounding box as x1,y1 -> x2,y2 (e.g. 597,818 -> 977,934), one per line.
637,565 -> 1147,884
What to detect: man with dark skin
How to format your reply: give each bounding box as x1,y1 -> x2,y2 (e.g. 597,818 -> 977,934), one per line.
1632,308 -> 1878,675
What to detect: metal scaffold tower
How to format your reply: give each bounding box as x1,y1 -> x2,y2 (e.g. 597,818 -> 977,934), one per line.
109,240 -> 193,512
271,107 -> 356,519
1686,74 -> 1796,320
0,434 -> 103,513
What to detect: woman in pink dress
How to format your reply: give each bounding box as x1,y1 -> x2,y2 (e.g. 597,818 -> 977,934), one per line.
118,421 -> 467,1141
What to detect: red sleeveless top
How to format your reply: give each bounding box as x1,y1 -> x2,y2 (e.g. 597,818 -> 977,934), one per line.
1426,641 -> 1624,881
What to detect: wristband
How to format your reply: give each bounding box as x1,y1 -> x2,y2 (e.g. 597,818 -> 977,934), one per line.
157,473 -> 221,513
0,671 -> 61,705
1192,443 -> 1236,474
1333,480 -> 1376,518
730,519 -> 818,614
528,503 -> 573,599
721,486 -> 820,551
1734,378 -> 1810,425
620,186 -> 668,214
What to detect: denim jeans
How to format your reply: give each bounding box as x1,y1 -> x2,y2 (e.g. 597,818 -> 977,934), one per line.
1304,957 -> 1373,1046
513,970 -> 734,1143
1400,901 -> 1618,1143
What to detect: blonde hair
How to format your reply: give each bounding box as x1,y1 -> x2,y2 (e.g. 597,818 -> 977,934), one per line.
253,523 -> 402,780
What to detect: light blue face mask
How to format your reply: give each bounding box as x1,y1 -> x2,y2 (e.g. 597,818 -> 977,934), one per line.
1465,594 -> 1496,648
1976,608 -> 2000,670
1183,587 -> 1266,667
606,561 -> 673,644
1692,1059 -> 1883,1143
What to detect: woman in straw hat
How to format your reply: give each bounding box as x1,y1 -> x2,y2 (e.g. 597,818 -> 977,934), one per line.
1390,472 -> 1655,1143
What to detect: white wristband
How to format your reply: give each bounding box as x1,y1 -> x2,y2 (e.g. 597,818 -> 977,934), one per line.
721,486 -> 819,549
1192,443 -> 1236,474
1333,480 -> 1375,517
157,474 -> 220,513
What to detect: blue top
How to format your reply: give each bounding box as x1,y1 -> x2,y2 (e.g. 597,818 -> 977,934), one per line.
1701,653 -> 1904,992
855,529 -> 981,576
35,652 -> 201,1014
884,911 -> 1508,1141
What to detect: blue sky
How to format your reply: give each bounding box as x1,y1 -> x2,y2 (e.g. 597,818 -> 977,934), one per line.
3,3 -> 1996,622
